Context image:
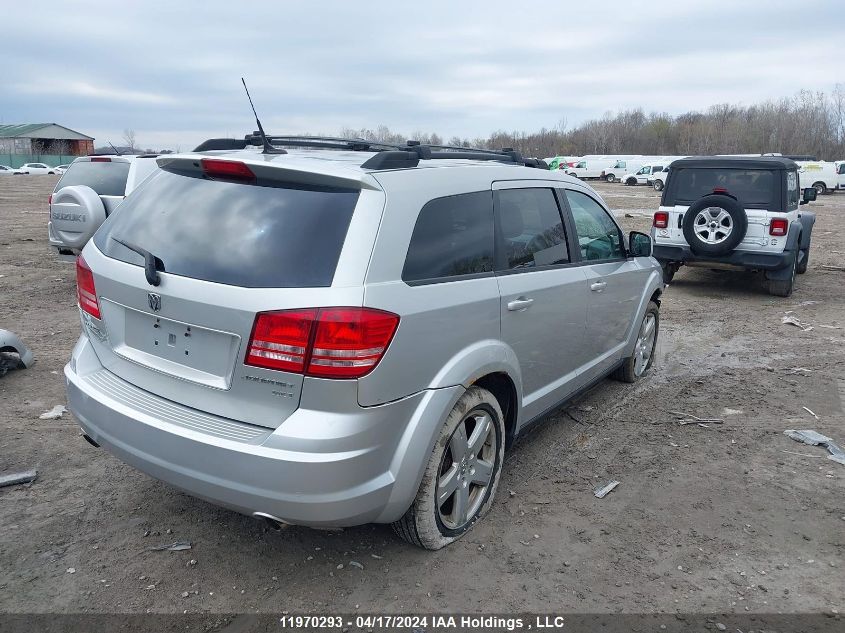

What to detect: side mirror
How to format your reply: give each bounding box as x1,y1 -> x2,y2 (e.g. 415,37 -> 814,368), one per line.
628,231 -> 652,258
800,187 -> 817,205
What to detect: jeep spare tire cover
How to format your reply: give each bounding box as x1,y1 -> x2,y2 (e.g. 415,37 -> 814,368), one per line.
682,194 -> 748,256
50,185 -> 105,250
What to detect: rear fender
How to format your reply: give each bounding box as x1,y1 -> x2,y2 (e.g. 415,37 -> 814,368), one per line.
798,212 -> 815,250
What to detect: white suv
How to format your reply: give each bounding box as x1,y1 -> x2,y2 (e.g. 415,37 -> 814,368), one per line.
49,155 -> 159,260
652,157 -> 817,296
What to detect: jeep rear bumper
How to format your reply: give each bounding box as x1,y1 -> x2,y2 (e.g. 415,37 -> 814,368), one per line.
653,244 -> 795,271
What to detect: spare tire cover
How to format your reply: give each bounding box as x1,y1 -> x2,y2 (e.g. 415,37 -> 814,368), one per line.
682,194 -> 748,256
50,185 -> 106,250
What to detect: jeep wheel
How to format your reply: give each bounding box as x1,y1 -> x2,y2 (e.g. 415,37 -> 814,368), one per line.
682,194 -> 748,256
812,182 -> 826,196
653,179 -> 664,192
393,386 -> 504,550
605,174 -> 616,183
767,254 -> 797,297
613,301 -> 659,383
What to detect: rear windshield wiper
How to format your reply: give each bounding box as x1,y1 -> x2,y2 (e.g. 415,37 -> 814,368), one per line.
111,237 -> 164,287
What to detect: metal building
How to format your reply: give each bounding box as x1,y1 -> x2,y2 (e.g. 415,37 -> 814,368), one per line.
0,123 -> 95,168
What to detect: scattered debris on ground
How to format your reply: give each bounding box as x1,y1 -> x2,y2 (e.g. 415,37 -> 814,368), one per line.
594,481 -> 620,499
781,315 -> 814,332
149,541 -> 192,552
0,470 -> 38,488
670,410 -> 724,425
784,429 -> 845,466
38,405 -> 67,420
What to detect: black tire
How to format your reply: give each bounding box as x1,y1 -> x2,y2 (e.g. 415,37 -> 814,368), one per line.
613,301 -> 659,383
660,262 -> 678,284
767,253 -> 797,297
797,246 -> 809,274
392,386 -> 505,550
653,179 -> 664,192
682,194 -> 748,256
605,174 -> 616,183
625,177 -> 636,186
812,182 -> 826,196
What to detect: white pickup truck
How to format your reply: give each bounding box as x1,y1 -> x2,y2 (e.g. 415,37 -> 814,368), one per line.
48,155 -> 160,261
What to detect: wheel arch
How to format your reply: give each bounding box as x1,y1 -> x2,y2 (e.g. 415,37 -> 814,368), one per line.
473,372 -> 518,448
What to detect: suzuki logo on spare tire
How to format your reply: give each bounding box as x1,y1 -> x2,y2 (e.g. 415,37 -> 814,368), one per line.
148,293 -> 162,312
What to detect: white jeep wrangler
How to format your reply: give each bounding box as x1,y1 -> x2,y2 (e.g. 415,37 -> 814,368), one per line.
651,157 -> 816,297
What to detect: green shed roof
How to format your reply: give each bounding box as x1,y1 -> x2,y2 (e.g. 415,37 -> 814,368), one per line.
0,123 -> 94,140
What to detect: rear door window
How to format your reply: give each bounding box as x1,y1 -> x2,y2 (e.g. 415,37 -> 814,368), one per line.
669,168 -> 777,207
94,169 -> 359,288
55,161 -> 131,196
496,188 -> 568,270
402,191 -> 494,283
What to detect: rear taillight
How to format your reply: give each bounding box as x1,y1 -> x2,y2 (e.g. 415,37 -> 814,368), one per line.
653,211 -> 669,228
76,255 -> 100,319
201,158 -> 255,182
246,308 -> 399,379
48,194 -> 52,204
308,308 -> 400,378
770,218 -> 788,236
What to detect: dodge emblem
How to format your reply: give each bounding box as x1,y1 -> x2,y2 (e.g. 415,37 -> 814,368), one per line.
148,293 -> 162,312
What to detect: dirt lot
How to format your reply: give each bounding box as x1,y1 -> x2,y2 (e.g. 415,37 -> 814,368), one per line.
1,176 -> 843,620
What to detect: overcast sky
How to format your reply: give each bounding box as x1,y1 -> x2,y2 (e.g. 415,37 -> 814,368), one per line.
2,0 -> 841,150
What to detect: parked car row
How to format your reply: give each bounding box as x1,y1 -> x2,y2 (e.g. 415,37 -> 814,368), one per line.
546,153 -> 845,194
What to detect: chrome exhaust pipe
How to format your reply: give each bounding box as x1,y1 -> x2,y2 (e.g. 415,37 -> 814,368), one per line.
253,512 -> 290,531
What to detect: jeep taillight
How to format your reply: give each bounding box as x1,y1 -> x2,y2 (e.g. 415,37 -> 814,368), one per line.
653,211 -> 669,228
76,255 -> 101,319
770,218 -> 788,236
246,308 -> 399,379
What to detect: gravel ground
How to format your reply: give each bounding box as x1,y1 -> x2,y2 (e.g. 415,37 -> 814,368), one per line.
1,176 -> 843,620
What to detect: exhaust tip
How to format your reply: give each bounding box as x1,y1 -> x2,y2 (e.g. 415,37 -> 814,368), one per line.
253,512 -> 290,531
81,432 -> 100,448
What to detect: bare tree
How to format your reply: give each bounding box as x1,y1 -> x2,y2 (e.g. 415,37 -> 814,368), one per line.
122,129 -> 137,151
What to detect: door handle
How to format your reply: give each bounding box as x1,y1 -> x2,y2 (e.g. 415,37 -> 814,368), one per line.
507,297 -> 534,311
590,281 -> 607,292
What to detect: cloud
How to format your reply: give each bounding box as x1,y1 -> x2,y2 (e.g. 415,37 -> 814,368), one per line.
0,0 -> 840,150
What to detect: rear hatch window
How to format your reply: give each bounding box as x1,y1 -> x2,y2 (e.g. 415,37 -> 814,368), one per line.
93,169 -> 359,288
667,168 -> 778,208
54,161 -> 130,196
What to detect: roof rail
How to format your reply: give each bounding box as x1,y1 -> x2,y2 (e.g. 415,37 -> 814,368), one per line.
192,134 -> 549,170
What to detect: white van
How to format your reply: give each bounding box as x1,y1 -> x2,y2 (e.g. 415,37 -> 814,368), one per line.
600,158 -> 646,183
835,160 -> 845,191
796,161 -> 838,194
566,158 -> 617,179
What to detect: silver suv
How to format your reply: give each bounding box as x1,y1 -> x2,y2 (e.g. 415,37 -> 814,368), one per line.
65,137 -> 663,549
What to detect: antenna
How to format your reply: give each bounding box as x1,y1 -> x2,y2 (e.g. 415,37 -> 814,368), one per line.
109,142 -> 122,156
241,78 -> 286,155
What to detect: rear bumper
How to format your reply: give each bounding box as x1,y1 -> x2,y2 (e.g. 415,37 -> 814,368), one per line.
653,243 -> 794,271
65,336 -> 463,527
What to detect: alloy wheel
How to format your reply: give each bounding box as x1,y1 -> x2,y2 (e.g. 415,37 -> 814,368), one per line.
436,408 -> 497,530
